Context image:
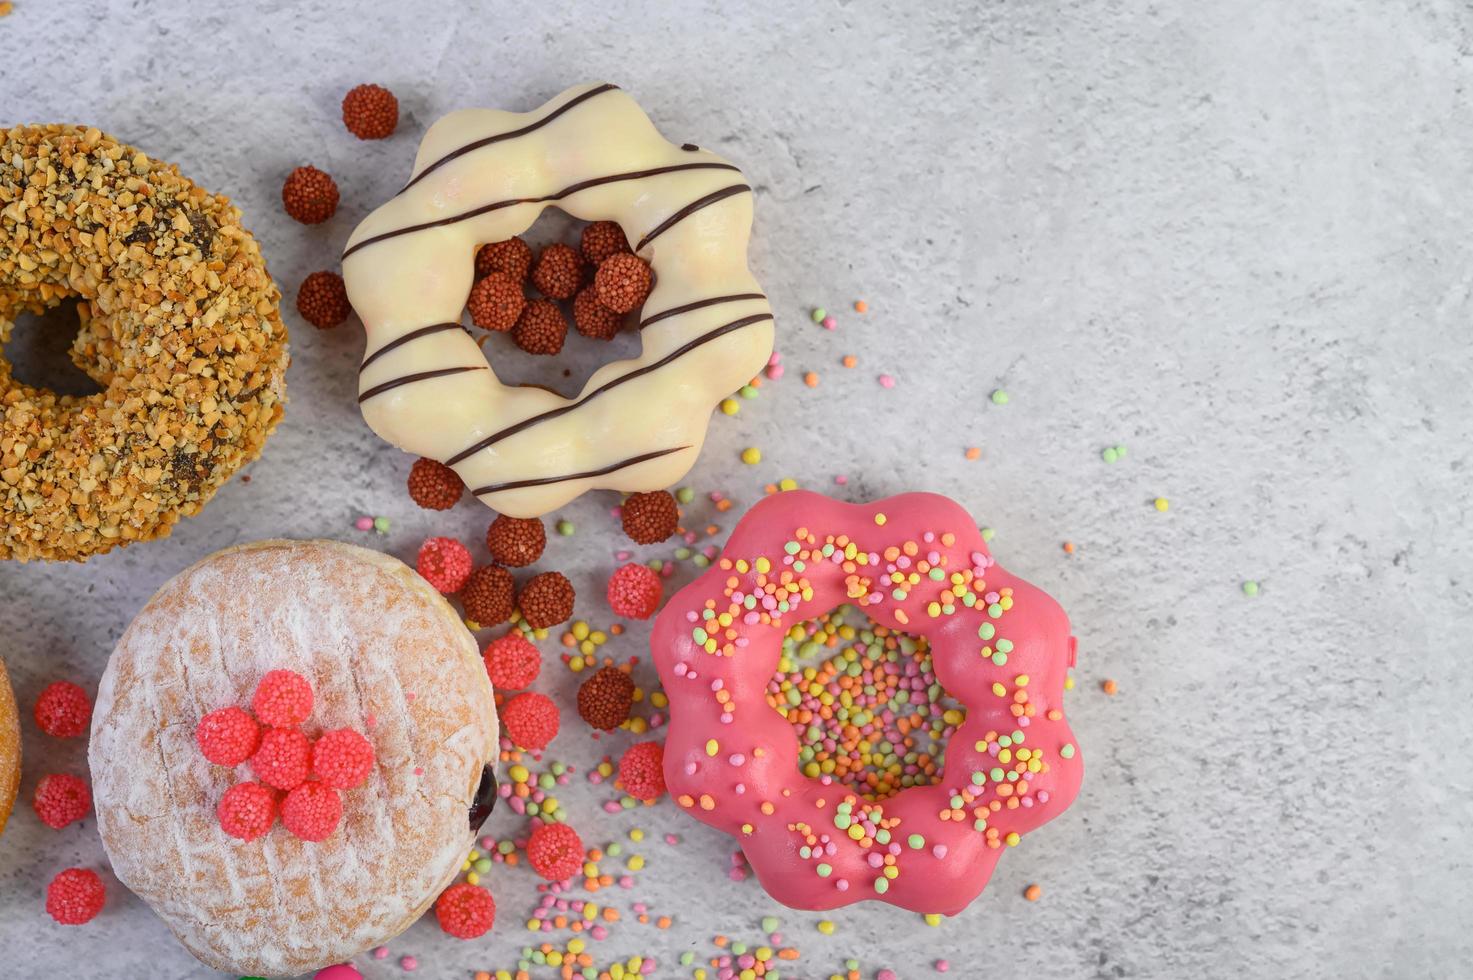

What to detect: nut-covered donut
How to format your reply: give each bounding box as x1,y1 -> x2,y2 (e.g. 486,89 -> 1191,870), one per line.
343,83 -> 773,518
90,540 -> 499,976
0,125 -> 288,562
651,490 -> 1083,915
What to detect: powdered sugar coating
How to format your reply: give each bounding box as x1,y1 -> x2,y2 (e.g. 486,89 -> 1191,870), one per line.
89,539 -> 499,976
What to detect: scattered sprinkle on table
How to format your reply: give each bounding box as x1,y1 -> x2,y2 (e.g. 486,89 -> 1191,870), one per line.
1102,679 -> 1118,695
556,519 -> 575,536
1242,580 -> 1260,596
803,371 -> 819,388
1024,883 -> 1043,901
841,354 -> 857,368
811,307 -> 826,323
991,389 -> 1009,405
741,447 -> 762,465
964,447 -> 981,460
1153,497 -> 1169,512
853,299 -> 867,313
878,374 -> 896,389
1101,444 -> 1127,463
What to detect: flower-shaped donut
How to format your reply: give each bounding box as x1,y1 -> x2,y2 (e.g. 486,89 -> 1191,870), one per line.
343,83 -> 773,518
651,490 -> 1083,914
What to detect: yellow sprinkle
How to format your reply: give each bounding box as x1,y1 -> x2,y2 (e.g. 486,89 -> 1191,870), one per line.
721,397 -> 740,415
1154,497 -> 1170,511
628,716 -> 649,734
651,691 -> 669,708
509,765 -> 530,783
568,938 -> 586,954
705,738 -> 720,756
741,447 -> 762,465
590,630 -> 608,645
466,871 -> 480,885
629,828 -> 645,842
874,513 -> 887,526
627,854 -> 645,871
778,477 -> 798,491
924,913 -> 942,926
572,620 -> 590,640
1005,832 -> 1021,846
817,919 -> 836,935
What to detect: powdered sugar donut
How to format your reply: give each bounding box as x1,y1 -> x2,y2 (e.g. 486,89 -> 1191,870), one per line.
343,82 -> 773,517
651,491 -> 1082,914
89,540 -> 499,976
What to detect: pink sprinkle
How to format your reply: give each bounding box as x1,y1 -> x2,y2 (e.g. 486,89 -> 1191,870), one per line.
878,374 -> 896,388
618,875 -> 635,888
728,868 -> 747,881
399,955 -> 418,971
936,961 -> 950,973
665,833 -> 680,845
592,925 -> 609,940
768,352 -> 781,366
365,714 -> 377,728
354,516 -> 374,531
834,474 -> 848,485
878,972 -> 897,980
932,844 -> 948,859
821,315 -> 836,329
835,878 -> 849,891
616,550 -> 632,561
373,947 -> 390,960
412,767 -> 424,776
767,363 -> 785,381
602,801 -> 622,813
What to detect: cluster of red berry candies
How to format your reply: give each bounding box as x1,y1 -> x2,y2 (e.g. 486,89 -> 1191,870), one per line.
30,681 -> 108,925
467,222 -> 653,356
196,670 -> 375,844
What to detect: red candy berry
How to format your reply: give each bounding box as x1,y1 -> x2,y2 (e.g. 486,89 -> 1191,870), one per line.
606,563 -> 663,619
476,237 -> 533,283
618,741 -> 667,801
517,571 -> 575,630
216,781 -> 278,842
296,270 -> 352,329
468,272 -> 525,332
460,565 -> 516,626
33,681 -> 92,738
531,243 -> 583,300
525,821 -> 584,881
486,514 -> 546,567
576,666 -> 634,731
252,669 -> 314,728
282,165 -> 339,224
45,868 -> 105,925
594,252 -> 653,314
250,727 -> 312,791
580,220 -> 630,266
196,706 -> 262,767
572,286 -> 622,341
501,691 -> 560,751
32,773 -> 91,829
280,781 -> 344,842
342,83 -> 398,140
620,490 -> 679,544
312,729 -> 376,790
436,882 -> 497,939
512,299 -> 567,356
482,633 -> 541,691
417,536 -> 474,594
407,457 -> 464,510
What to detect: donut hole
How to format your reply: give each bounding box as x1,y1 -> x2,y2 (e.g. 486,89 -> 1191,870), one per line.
471,213 -> 646,400
765,605 -> 967,802
0,295 -> 105,399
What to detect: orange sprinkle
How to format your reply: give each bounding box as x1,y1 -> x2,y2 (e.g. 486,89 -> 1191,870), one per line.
853,299 -> 868,313
803,371 -> 819,387
656,915 -> 672,929
1062,541 -> 1075,554
1102,679 -> 1118,695
965,447 -> 981,460
1024,883 -> 1043,901
841,354 -> 857,368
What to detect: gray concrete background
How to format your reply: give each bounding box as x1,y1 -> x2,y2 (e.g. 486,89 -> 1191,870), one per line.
2,1 -> 1470,977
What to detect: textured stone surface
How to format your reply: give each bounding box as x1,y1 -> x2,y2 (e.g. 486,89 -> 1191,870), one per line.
2,1 -> 1470,977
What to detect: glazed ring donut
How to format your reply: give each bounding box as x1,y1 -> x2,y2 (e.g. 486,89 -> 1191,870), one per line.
343,82 -> 773,518
90,540 -> 499,976
0,657 -> 18,839
651,490 -> 1083,915
0,125 -> 288,562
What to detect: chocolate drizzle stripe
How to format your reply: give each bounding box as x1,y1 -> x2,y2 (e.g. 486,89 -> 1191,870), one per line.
360,322 -> 466,373
401,83 -> 619,193
470,445 -> 690,497
638,292 -> 768,330
358,365 -> 486,403
634,184 -> 751,252
446,312 -> 774,466
342,162 -> 741,260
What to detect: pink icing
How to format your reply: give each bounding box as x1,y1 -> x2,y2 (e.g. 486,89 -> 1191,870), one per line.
651,490 -> 1082,915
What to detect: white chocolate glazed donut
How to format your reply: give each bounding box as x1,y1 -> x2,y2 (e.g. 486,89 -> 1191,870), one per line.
343,83 -> 774,517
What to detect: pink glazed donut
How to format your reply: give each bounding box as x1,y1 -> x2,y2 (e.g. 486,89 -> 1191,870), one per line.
651,490 -> 1082,914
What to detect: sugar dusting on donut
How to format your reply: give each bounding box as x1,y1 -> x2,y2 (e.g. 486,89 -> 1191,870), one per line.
651,491 -> 1083,915
343,83 -> 774,518
89,540 -> 498,976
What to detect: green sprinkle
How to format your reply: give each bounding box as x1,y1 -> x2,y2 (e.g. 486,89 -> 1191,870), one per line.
874,877 -> 890,894
680,952 -> 695,966
991,651 -> 1008,666
816,863 -> 832,877
761,915 -> 781,933
372,515 -> 391,533
978,623 -> 995,640
1101,446 -> 1119,464
693,553 -> 711,568
692,627 -> 709,644
740,384 -> 759,399
676,486 -> 695,504
1061,743 -> 1076,759
980,526 -> 996,542
811,307 -> 827,322
1242,580 -> 1260,596
555,518 -> 575,536
908,833 -> 926,849
991,389 -> 1009,405
606,842 -> 623,857
674,547 -> 693,560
